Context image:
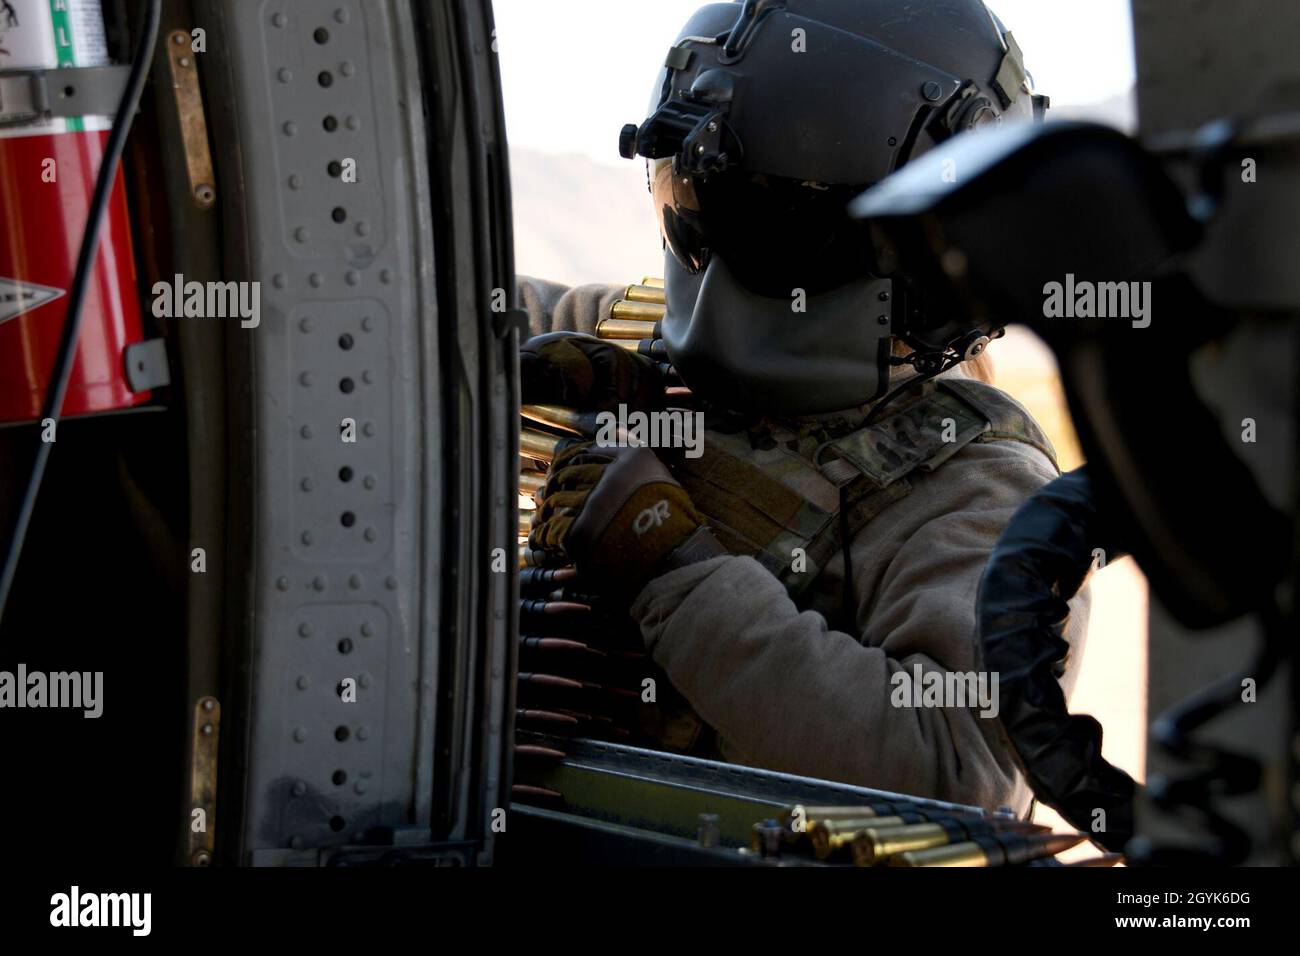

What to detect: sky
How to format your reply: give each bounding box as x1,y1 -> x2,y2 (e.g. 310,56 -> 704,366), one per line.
493,0 -> 1136,166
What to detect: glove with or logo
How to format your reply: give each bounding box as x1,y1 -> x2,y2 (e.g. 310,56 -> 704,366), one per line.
530,441 -> 726,596
521,332 -> 665,412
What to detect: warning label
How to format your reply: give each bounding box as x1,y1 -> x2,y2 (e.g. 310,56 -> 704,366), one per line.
0,276 -> 66,325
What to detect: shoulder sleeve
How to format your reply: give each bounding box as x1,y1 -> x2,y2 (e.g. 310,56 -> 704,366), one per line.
517,275 -> 625,337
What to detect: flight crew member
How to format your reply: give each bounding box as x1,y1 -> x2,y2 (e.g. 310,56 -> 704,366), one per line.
518,0 -> 1089,812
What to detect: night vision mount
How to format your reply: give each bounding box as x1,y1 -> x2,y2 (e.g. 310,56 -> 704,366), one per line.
619,89 -> 744,177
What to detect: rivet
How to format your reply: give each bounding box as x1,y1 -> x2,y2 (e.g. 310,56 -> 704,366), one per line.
299,316 -> 313,332
292,781 -> 307,796
360,623 -> 373,637
299,371 -> 314,387
278,68 -> 292,83
877,315 -> 889,325
202,698 -> 216,711
301,477 -> 315,492
356,726 -> 369,741
283,121 -> 297,136
361,370 -> 373,384
295,226 -> 309,243
172,32 -> 186,45
346,270 -> 360,286
340,62 -> 355,77
363,475 -> 375,489
290,836 -> 305,850
299,622 -> 313,638
385,576 -> 397,591
296,675 -> 310,690
293,727 -> 307,742
309,273 -> 323,288
379,269 -> 393,284
348,574 -> 362,590
361,316 -> 375,332
272,12 -> 287,28
301,530 -> 313,545
276,576 -> 290,591
274,274 -> 287,289
878,291 -> 891,301
346,116 -> 359,131
179,56 -> 192,68
363,527 -> 376,542
354,781 -> 367,795
313,576 -> 327,592
300,424 -> 313,439
288,174 -> 302,190
355,221 -> 369,237
201,723 -> 213,735
334,8 -> 349,24
362,422 -> 375,437
358,673 -> 370,689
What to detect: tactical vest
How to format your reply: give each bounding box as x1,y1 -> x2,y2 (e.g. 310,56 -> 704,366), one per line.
645,375 -> 1058,756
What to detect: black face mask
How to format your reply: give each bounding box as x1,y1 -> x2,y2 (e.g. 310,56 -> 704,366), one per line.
660,251 -> 895,416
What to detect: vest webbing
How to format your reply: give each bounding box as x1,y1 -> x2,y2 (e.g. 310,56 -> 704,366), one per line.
673,378 -> 1058,608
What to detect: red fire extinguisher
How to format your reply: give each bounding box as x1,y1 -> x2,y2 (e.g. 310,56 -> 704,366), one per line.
0,0 -> 149,424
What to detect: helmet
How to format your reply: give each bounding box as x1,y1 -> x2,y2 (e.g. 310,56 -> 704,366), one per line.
619,0 -> 1047,413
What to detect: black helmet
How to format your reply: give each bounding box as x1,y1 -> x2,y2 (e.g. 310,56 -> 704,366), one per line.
623,0 -> 1045,297
618,0 -> 1048,413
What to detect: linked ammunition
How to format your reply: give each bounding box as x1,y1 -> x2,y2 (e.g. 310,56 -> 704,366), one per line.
517,672 -> 587,691
519,471 -> 547,497
519,567 -> 578,590
640,276 -> 665,289
610,299 -> 666,323
784,804 -> 907,832
625,283 -> 667,304
521,404 -> 594,436
807,816 -> 916,859
519,636 -> 605,657
520,428 -> 565,464
519,599 -> 592,617
851,819 -> 1047,867
515,708 -> 580,729
891,832 -> 1085,868
596,317 -> 661,340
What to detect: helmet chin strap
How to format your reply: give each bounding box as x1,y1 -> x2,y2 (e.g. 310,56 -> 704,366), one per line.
865,328 -> 997,426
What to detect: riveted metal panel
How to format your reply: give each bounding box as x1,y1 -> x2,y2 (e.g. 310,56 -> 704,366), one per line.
199,0 -> 440,860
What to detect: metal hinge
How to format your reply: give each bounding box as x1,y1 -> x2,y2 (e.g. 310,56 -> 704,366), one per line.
188,696 -> 221,866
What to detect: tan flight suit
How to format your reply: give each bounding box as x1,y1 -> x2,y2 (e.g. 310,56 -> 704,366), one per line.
519,276 -> 1091,813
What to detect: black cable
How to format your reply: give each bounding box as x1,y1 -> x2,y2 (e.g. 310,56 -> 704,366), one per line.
0,0 -> 162,630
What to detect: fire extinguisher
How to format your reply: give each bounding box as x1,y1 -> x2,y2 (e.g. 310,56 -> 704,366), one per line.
0,0 -> 149,424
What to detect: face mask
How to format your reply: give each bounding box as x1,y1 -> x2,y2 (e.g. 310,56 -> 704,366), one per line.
660,252 -> 895,416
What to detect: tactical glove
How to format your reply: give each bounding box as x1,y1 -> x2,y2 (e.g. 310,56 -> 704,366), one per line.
521,332 -> 665,413
530,440 -> 726,596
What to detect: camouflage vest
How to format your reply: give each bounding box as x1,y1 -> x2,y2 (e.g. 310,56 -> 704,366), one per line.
643,376 -> 1058,755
